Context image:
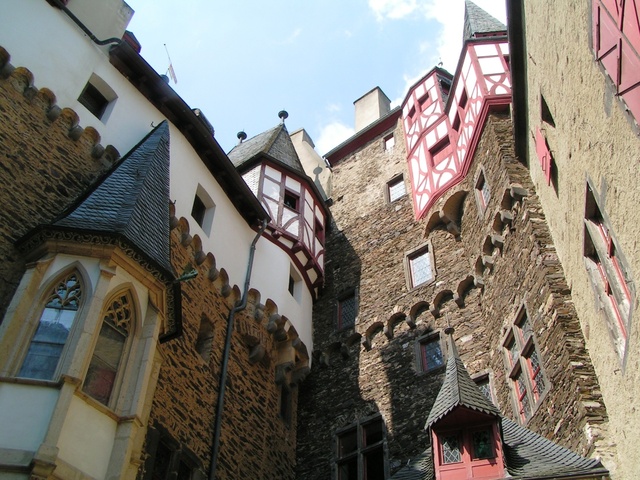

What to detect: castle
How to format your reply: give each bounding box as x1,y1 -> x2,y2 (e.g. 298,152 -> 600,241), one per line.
0,0 -> 638,479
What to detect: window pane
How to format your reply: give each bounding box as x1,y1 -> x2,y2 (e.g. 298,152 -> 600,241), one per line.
363,420 -> 383,446
410,251 -> 432,287
472,429 -> 494,459
363,446 -> 385,480
177,461 -> 193,480
19,273 -> 81,380
338,457 -> 358,480
83,322 -> 126,405
151,441 -> 172,480
442,434 -> 461,464
421,338 -> 444,372
339,295 -> 357,329
388,178 -> 405,201
528,348 -> 546,396
338,429 -> 358,457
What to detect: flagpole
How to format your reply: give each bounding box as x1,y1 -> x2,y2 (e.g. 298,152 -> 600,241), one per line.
164,43 -> 178,84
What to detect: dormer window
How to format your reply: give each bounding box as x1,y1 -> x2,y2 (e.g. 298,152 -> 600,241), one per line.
433,424 -> 503,479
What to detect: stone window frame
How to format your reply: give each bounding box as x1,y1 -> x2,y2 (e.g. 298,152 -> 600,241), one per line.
386,173 -> 406,203
77,73 -> 118,122
334,413 -> 389,480
82,288 -> 137,409
415,330 -> 446,375
583,180 -> 634,364
502,304 -> 549,424
191,184 -> 216,236
471,370 -> 498,407
336,288 -> 358,331
383,133 -> 395,152
473,165 -> 491,215
195,314 -> 214,365
404,241 -> 436,291
141,423 -> 204,480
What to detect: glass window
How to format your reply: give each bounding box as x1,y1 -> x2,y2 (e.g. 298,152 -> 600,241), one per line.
472,429 -> 494,459
388,176 -> 406,202
83,291 -> 133,406
408,249 -> 433,288
19,272 -> 82,380
442,434 -> 462,464
420,335 -> 444,373
475,170 -> 490,210
338,293 -> 357,329
336,417 -> 386,480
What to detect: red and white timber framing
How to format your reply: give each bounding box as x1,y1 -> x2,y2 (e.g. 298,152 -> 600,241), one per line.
403,38 -> 511,220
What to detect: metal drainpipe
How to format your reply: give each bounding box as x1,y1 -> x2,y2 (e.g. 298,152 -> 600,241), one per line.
208,219 -> 267,480
51,0 -> 123,46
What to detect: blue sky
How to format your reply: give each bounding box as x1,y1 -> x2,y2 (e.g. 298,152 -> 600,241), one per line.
126,0 -> 506,155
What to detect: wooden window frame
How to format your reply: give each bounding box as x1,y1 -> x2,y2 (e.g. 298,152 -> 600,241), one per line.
335,415 -> 388,480
502,306 -> 548,424
386,174 -> 406,203
337,290 -> 358,331
404,242 -> 435,290
416,332 -> 445,374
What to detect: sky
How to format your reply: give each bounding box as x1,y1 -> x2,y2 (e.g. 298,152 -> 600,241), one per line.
125,0 -> 506,156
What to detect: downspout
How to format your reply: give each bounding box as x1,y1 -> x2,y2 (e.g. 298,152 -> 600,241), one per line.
208,219 -> 268,480
50,0 -> 123,46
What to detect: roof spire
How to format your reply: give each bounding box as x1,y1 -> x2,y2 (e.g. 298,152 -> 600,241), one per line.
463,0 -> 506,42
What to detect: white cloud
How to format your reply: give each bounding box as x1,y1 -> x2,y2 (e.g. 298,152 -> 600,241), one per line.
368,0 -> 419,21
315,121 -> 355,156
327,103 -> 342,113
276,27 -> 302,45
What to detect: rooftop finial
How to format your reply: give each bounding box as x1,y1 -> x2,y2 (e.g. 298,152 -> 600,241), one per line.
444,326 -> 458,358
237,131 -> 247,144
278,110 -> 289,123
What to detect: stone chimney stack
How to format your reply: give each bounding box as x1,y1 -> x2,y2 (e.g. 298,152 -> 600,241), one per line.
354,87 -> 391,132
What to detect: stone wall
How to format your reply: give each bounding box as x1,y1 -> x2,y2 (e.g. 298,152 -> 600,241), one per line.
519,2 -> 640,476
139,218 -> 306,480
0,46 -> 117,320
296,112 -> 607,478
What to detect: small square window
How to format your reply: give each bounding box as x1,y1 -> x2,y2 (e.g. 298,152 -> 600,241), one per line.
195,316 -> 214,364
408,248 -> 433,288
315,218 -> 325,245
191,186 -> 215,235
284,190 -> 300,211
288,265 -> 302,301
387,176 -> 406,203
419,334 -> 444,373
337,292 -> 357,330
473,373 -> 496,405
77,73 -> 117,121
384,134 -> 395,151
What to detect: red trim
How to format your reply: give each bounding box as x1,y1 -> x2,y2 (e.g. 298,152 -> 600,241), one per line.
326,110 -> 402,166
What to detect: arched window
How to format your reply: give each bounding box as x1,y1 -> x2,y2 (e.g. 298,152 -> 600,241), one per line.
83,291 -> 133,406
19,271 -> 83,380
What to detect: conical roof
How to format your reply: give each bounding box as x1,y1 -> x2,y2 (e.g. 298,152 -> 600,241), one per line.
463,0 -> 506,41
425,329 -> 500,429
228,123 -> 306,177
54,121 -> 173,275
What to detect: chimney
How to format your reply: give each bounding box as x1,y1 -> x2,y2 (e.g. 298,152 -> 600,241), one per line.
354,87 -> 391,132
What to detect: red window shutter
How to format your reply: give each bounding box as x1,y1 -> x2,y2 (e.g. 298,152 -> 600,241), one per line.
535,128 -> 552,186
619,0 -> 640,118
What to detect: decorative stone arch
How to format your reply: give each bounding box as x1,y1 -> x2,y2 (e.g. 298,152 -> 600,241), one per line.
430,290 -> 454,318
362,321 -> 384,351
384,312 -> 407,339
454,275 -> 476,307
409,301 -> 430,328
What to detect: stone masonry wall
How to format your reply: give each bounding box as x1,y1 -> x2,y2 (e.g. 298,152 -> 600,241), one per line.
296,112 -> 607,479
0,46 -> 118,320
139,219 -> 305,480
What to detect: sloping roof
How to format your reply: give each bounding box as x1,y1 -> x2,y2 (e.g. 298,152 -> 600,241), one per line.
54,121 -> 173,274
228,123 -> 306,177
501,417 -> 607,478
463,0 -> 506,41
425,333 -> 500,429
391,449 -> 434,480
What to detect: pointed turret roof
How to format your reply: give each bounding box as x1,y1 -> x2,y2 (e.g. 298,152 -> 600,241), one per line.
228,122 -> 306,177
425,328 -> 500,429
54,121 -> 173,275
463,0 -> 506,42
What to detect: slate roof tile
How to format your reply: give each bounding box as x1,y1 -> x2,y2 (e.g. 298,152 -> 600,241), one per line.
54,121 -> 173,275
463,0 -> 506,41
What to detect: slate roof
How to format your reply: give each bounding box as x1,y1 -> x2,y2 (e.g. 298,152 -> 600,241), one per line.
54,121 -> 173,275
424,334 -> 500,429
391,331 -> 608,480
463,0 -> 506,41
228,123 -> 306,177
